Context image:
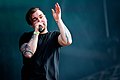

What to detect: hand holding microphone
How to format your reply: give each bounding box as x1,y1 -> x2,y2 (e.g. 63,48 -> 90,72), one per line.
34,23 -> 43,33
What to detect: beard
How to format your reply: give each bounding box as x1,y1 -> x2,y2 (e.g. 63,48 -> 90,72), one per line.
38,23 -> 47,33
39,27 -> 45,33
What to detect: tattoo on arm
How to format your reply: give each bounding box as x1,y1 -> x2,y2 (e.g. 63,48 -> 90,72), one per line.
20,43 -> 33,56
65,33 -> 69,42
29,34 -> 36,42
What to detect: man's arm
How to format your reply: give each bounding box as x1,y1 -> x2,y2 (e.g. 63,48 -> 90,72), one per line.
57,19 -> 72,46
52,3 -> 72,46
20,31 -> 39,58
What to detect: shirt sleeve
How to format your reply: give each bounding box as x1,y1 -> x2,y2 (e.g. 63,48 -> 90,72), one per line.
52,31 -> 62,47
19,32 -> 32,50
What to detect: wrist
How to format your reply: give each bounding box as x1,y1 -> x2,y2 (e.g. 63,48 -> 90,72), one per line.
33,31 -> 40,35
56,19 -> 62,23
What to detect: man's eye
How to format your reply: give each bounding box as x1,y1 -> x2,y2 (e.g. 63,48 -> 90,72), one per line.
33,19 -> 37,21
39,16 -> 43,19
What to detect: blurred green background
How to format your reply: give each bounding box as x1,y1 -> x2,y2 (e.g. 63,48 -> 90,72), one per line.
0,0 -> 120,80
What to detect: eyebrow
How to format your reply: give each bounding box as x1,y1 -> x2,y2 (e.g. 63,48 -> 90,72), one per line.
39,14 -> 43,17
32,14 -> 43,20
32,17 -> 37,21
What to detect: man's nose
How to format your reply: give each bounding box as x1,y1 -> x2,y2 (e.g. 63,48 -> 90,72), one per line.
38,18 -> 42,22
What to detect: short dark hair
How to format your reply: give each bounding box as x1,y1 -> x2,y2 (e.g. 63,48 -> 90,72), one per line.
25,7 -> 39,25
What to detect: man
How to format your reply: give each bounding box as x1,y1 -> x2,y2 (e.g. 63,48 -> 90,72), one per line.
19,3 -> 72,80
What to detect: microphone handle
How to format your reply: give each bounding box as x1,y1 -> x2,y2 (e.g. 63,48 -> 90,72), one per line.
39,25 -> 42,32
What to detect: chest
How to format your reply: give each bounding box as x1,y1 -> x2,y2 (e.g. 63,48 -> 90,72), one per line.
37,33 -> 55,50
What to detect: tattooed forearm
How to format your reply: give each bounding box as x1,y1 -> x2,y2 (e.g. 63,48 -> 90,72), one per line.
20,32 -> 39,58
57,19 -> 72,46
20,43 -> 33,57
65,33 -> 69,42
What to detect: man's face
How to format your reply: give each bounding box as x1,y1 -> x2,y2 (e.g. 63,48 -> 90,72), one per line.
31,10 -> 47,31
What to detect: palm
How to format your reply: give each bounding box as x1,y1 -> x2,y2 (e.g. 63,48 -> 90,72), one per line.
52,3 -> 61,22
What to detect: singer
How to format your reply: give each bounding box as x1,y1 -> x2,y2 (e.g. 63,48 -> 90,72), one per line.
19,3 -> 72,80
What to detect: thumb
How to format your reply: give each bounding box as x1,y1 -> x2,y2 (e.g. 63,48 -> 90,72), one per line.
51,9 -> 55,15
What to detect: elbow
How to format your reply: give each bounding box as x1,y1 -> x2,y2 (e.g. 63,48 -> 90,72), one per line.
62,39 -> 72,46
67,39 -> 72,45
66,35 -> 72,46
24,52 -> 33,58
58,35 -> 72,46
20,43 -> 34,58
22,51 -> 34,58
69,39 -> 72,45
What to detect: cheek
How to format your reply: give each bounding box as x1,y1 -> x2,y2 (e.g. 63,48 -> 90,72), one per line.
34,21 -> 38,24
42,18 -> 47,26
31,22 -> 37,28
45,18 -> 47,25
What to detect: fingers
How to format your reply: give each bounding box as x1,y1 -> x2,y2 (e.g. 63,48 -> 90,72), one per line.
56,3 -> 60,9
52,3 -> 61,14
51,9 -> 55,14
55,3 -> 61,13
33,22 -> 42,30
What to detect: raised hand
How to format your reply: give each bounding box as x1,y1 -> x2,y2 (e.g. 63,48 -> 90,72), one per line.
52,3 -> 61,22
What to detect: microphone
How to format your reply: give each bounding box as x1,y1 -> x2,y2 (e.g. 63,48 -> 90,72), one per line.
39,25 -> 43,32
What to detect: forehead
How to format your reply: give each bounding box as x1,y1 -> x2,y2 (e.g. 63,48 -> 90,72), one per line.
31,10 -> 44,18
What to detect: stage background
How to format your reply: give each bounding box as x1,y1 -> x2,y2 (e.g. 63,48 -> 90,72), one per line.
0,0 -> 120,80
